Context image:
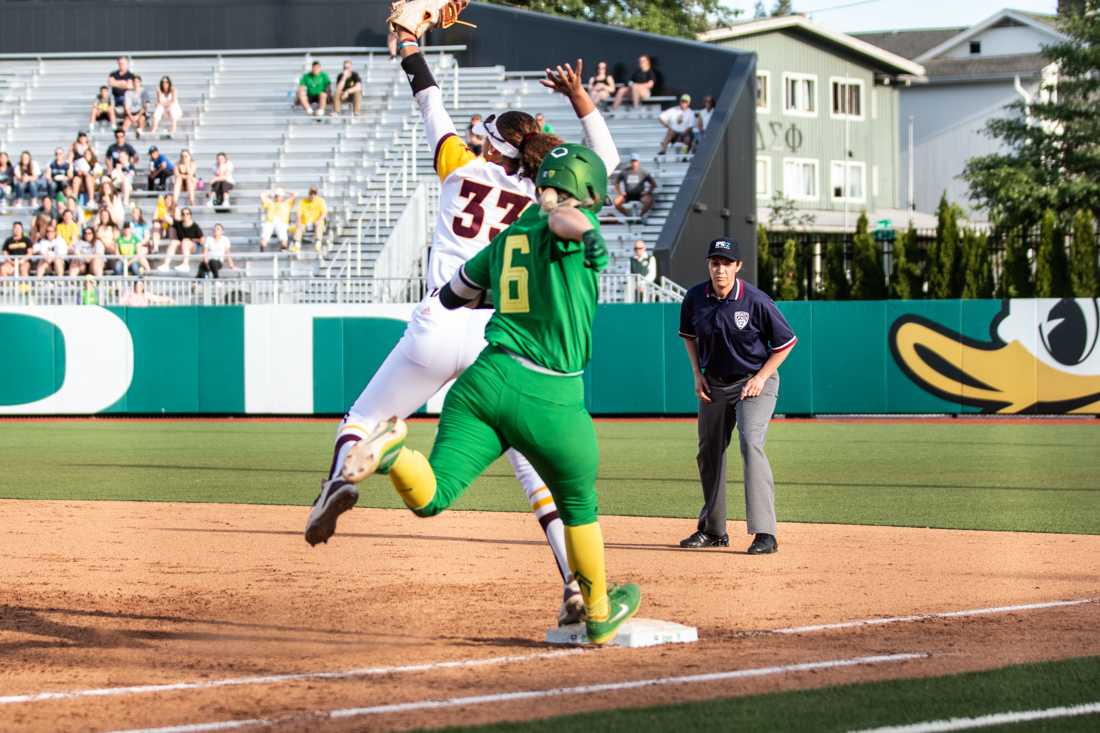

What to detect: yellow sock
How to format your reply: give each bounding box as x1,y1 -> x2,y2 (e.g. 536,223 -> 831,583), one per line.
564,522 -> 609,621
388,448 -> 436,512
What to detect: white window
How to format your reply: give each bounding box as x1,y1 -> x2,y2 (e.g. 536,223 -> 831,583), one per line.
830,78 -> 864,120
756,156 -> 772,198
831,161 -> 866,202
783,73 -> 817,117
756,71 -> 770,113
783,158 -> 819,201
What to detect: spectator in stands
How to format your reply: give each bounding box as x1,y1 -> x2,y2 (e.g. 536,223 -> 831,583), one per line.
116,221 -> 149,275
697,95 -> 716,139
465,114 -> 486,156
152,192 -> 180,253
150,76 -> 182,138
293,187 -> 327,253
209,152 -> 234,208
57,208 -> 80,248
587,61 -> 616,106
120,278 -> 174,306
613,153 -> 657,220
98,180 -> 126,228
2,222 -> 32,277
34,195 -> 59,223
159,206 -> 203,272
658,94 -> 698,157
81,275 -> 100,305
535,113 -> 554,134
33,221 -> 68,277
259,188 -> 295,252
107,56 -> 135,112
30,205 -> 54,243
69,131 -> 91,163
90,86 -> 117,129
105,128 -> 138,172
12,151 -> 47,208
110,150 -> 136,207
172,149 -> 199,207
333,60 -> 363,116
73,149 -> 103,206
129,204 -> 151,252
48,147 -> 72,198
197,223 -> 236,278
612,55 -> 656,111
93,206 -> 121,274
630,239 -> 658,299
122,75 -> 148,136
69,226 -> 100,276
296,61 -> 331,117
0,152 -> 13,207
147,146 -> 174,192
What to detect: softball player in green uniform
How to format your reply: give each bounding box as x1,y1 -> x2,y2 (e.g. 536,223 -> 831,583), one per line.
314,143 -> 641,644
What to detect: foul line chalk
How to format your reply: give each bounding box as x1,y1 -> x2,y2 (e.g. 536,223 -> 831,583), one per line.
105,653 -> 927,733
774,598 -> 1098,635
849,700 -> 1100,733
0,649 -> 583,706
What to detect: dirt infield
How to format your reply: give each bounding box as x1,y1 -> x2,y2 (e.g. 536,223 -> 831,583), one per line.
1,500 -> 1098,733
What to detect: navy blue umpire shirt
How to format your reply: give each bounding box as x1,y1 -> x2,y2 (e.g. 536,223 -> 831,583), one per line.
679,278 -> 797,381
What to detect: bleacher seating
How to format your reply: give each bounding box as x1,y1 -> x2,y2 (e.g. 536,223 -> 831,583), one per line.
0,48 -> 692,283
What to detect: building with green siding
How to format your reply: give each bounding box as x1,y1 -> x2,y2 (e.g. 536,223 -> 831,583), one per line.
700,16 -> 926,231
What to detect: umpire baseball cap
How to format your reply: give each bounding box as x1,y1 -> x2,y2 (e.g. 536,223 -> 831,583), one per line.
707,239 -> 741,261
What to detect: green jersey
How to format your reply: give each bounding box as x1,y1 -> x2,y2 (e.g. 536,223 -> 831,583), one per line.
117,234 -> 140,257
461,206 -> 605,375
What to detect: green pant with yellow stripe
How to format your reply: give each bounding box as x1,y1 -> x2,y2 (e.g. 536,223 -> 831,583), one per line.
412,346 -> 599,527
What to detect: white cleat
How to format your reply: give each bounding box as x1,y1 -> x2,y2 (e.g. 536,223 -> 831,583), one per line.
341,417 -> 408,484
558,578 -> 587,626
305,478 -> 360,546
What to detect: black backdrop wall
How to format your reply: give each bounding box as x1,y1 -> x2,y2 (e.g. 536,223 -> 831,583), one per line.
1,0 -> 757,284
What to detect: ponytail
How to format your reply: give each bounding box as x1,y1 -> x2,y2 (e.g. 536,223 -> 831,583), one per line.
494,110 -> 563,182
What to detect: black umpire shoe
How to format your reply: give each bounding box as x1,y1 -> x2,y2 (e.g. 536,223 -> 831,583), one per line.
679,531 -> 729,548
747,533 -> 778,555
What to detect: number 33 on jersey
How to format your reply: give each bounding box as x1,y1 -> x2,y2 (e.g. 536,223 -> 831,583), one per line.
426,134 -> 537,292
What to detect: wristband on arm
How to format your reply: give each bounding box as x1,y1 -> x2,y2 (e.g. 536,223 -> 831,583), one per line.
401,52 -> 437,95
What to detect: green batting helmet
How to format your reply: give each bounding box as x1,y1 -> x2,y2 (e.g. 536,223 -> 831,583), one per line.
536,143 -> 608,212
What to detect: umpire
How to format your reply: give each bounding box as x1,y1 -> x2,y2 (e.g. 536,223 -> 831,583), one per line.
678,239 -> 797,554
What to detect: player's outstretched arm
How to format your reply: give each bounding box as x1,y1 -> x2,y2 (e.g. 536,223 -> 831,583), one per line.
541,60 -> 620,173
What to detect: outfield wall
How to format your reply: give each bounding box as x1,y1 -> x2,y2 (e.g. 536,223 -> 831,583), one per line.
2,299 -> 1097,416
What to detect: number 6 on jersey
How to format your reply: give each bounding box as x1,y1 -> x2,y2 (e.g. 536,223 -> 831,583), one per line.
500,234 -> 530,314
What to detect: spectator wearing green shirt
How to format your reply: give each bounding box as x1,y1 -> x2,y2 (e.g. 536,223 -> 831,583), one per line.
296,61 -> 331,117
115,221 -> 149,276
535,113 -> 554,134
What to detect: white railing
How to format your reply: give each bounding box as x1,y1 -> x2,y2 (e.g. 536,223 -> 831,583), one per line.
0,273 -> 684,306
372,179 -> 436,302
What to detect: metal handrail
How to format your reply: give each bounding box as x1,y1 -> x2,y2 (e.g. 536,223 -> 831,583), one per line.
0,46 -> 468,61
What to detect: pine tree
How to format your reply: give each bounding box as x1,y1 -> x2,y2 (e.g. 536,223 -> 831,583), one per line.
850,212 -> 886,299
890,224 -> 921,299
484,0 -> 740,38
771,0 -> 794,16
997,223 -> 1034,298
964,5 -> 1100,225
753,1 -> 768,18
1035,209 -> 1070,297
777,238 -> 799,300
928,194 -> 961,299
1069,209 -> 1099,296
756,224 -> 774,294
961,229 -> 994,299
821,237 -> 849,300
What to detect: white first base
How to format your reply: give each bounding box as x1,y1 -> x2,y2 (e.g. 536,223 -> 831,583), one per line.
545,618 -> 699,648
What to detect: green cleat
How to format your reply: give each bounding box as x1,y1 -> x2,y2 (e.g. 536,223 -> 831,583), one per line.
586,583 -> 641,645
341,417 -> 408,483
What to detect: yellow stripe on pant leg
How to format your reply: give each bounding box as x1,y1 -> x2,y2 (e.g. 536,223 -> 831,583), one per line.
388,448 -> 436,512
564,522 -> 608,621
531,495 -> 556,511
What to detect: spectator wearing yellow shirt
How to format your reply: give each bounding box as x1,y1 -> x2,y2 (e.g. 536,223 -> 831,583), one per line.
260,188 -> 295,252
293,187 -> 328,253
57,209 -> 81,247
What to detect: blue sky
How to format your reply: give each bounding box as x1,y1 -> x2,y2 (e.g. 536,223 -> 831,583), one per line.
726,0 -> 1058,33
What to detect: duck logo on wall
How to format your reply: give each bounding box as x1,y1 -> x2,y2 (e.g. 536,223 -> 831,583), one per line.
890,299 -> 1100,414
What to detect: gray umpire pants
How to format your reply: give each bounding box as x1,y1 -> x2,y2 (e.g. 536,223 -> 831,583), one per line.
695,373 -> 779,537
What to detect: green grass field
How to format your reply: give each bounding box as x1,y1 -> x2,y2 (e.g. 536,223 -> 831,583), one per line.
0,418 -> 1097,534
440,656 -> 1100,733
